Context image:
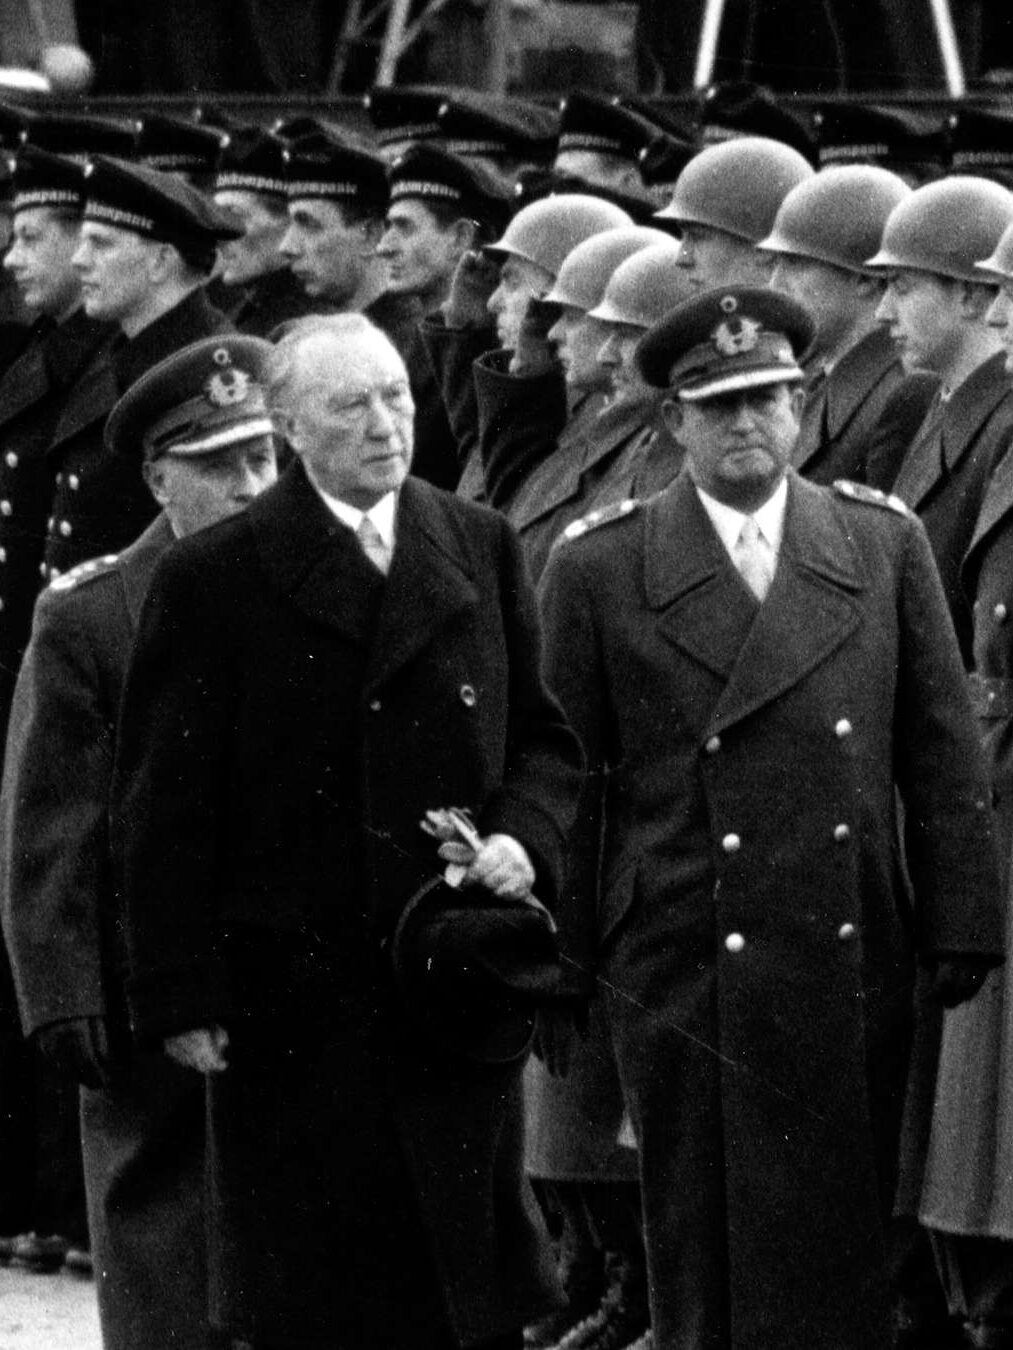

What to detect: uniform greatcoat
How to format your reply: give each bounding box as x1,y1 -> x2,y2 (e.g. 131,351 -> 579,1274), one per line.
538,469 -> 1003,1350
920,442 -> 1013,1240
113,465 -> 582,1349
43,288 -> 230,579
0,513 -> 212,1349
794,325 -> 936,486
891,351 -> 1013,665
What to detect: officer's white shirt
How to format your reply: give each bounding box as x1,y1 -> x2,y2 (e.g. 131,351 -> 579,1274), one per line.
696,477 -> 788,566
317,488 -> 397,553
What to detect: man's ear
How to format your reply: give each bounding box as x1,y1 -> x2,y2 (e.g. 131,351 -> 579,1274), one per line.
451,217 -> 478,255
788,384 -> 806,420
661,397 -> 684,438
142,457 -> 170,507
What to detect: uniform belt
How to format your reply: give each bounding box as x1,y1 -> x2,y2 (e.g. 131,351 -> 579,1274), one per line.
968,673 -> 1013,719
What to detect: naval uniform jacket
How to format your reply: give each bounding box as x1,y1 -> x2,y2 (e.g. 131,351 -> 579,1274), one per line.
0,309 -> 115,739
891,351 -> 1013,665
43,288 -> 231,579
113,464 -> 582,1348
794,326 -> 936,486
220,266 -> 322,339
538,469 -> 1002,1350
0,512 -> 213,1349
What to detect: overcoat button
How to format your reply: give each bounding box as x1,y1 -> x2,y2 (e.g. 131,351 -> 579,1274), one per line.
46,515 -> 53,529
724,932 -> 746,953
834,718 -> 852,738
838,923 -> 856,941
459,684 -> 477,707
59,521 -> 72,537
834,823 -> 850,842
68,474 -> 80,491
721,833 -> 741,854
995,603 -> 1008,622
0,547 -> 7,563
38,562 -> 47,578
4,452 -> 16,468
55,473 -> 63,485
1,502 -> 12,517
368,698 -> 382,712
704,735 -> 721,754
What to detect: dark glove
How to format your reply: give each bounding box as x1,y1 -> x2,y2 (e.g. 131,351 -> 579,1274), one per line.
509,296 -> 560,376
929,956 -> 999,1008
441,250 -> 501,330
530,1001 -> 588,1078
35,1015 -> 116,1089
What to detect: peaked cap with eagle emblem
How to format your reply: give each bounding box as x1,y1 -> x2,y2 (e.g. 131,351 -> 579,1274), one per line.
105,334 -> 276,461
636,284 -> 815,401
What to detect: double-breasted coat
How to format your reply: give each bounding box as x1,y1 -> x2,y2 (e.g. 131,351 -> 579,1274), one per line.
794,326 -> 936,487
112,465 -> 583,1349
920,443 -> 1013,1240
0,513 -> 213,1349
537,470 -> 1003,1350
42,287 -> 230,579
891,351 -> 1013,665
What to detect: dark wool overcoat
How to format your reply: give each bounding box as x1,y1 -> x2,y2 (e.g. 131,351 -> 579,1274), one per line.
538,469 -> 1003,1350
113,465 -> 582,1349
0,513 -> 214,1350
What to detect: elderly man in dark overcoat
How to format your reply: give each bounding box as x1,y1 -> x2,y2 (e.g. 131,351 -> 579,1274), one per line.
537,286 -> 1004,1350
112,312 -> 583,1350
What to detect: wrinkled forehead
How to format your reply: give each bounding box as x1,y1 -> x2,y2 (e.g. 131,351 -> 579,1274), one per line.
294,328 -> 409,394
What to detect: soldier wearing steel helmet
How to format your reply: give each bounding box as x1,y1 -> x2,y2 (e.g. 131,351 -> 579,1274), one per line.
867,175 -> 1013,665
537,283 -> 1003,1350
911,216 -> 1013,1350
758,164 -> 938,486
654,136 -> 813,289
0,334 -> 279,1349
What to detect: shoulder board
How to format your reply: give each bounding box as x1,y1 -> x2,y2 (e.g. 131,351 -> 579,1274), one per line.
47,553 -> 120,594
832,479 -> 910,517
561,498 -> 640,543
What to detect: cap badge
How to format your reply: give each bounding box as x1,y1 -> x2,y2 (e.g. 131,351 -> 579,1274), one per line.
713,315 -> 761,357
205,366 -> 251,406
719,294 -> 738,314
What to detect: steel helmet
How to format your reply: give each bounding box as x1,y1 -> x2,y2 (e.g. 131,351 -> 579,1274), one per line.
588,241 -> 691,329
545,226 -> 671,311
977,220 -> 1013,282
484,193 -> 632,278
759,165 -> 911,274
655,136 -> 813,243
866,175 -> 1013,282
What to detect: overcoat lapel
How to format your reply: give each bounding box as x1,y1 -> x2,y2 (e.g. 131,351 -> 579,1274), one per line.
891,393 -> 945,509
825,328 -> 898,441
939,352 -> 1010,476
48,355 -> 119,454
119,514 -> 178,627
366,478 -> 479,688
709,475 -> 865,733
0,327 -> 52,424
965,440 -> 1013,573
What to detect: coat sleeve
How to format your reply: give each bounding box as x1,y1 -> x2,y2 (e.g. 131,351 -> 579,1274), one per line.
532,540 -> 608,992
111,548 -> 237,1043
474,514 -> 584,911
417,316 -> 498,472
474,354 -> 568,513
0,590 -> 113,1035
893,514 -> 1005,958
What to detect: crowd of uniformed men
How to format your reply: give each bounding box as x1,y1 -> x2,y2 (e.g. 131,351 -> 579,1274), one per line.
0,77 -> 1012,1350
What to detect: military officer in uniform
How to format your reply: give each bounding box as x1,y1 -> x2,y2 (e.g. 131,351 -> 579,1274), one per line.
43,155 -> 239,581
537,286 -> 1004,1350
0,334 -> 279,1348
112,313 -> 582,1350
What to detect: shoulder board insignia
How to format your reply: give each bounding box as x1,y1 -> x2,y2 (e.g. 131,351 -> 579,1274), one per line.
47,552 -> 120,593
562,498 -> 640,542
832,479 -> 909,516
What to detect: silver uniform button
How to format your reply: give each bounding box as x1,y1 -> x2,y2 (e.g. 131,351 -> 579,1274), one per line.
834,718 -> 852,738
721,833 -> 741,854
59,521 -> 72,537
0,547 -> 7,563
459,684 -> 477,708
0,501 -> 11,517
4,452 -> 16,468
368,698 -> 382,712
69,474 -> 80,491
838,923 -> 856,941
705,735 -> 721,754
38,562 -> 47,578
834,823 -> 851,842
46,516 -> 54,530
724,932 -> 746,953
995,603 -> 1008,622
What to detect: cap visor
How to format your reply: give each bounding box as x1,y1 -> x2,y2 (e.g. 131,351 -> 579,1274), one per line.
678,365 -> 803,402
160,417 -> 276,456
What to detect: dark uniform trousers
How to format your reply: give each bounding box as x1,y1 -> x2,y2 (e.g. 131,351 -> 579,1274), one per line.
1,515 -> 216,1349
